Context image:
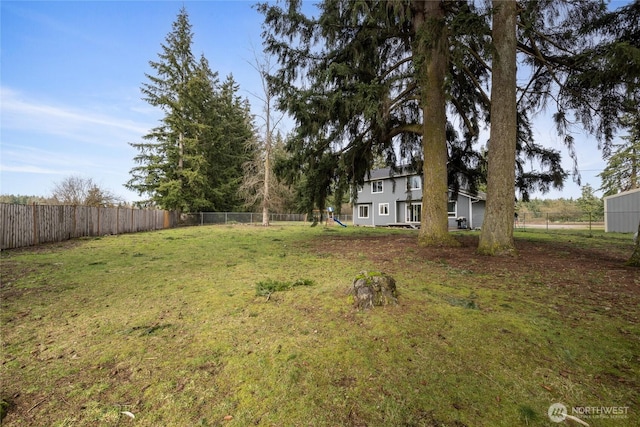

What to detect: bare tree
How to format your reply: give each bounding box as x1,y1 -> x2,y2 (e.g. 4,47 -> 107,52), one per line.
241,49 -> 286,226
51,176 -> 121,206
240,133 -> 296,213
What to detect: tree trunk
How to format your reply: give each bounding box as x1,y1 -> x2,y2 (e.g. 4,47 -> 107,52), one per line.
478,0 -> 518,256
178,132 -> 184,171
414,0 -> 458,247
260,63 -> 275,227
631,146 -> 638,190
262,131 -> 271,226
627,220 -> 640,267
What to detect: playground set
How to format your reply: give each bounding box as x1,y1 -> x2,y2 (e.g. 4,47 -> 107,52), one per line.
311,207 -> 347,227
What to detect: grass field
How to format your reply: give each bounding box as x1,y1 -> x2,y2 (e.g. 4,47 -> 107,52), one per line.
1,225 -> 638,426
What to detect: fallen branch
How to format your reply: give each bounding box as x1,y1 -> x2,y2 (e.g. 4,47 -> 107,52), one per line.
27,398 -> 46,413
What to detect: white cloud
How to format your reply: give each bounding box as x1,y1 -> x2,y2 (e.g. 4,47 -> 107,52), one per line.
0,87 -> 150,200
0,86 -> 152,146
2,143 -> 90,166
0,164 -> 70,175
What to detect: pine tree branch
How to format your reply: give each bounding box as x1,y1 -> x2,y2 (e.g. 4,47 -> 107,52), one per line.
449,97 -> 479,137
459,64 -> 491,107
379,56 -> 413,82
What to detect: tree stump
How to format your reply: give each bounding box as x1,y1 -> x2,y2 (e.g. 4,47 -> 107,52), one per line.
351,271 -> 398,309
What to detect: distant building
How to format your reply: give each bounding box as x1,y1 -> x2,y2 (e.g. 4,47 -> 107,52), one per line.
604,188 -> 640,233
352,167 -> 486,229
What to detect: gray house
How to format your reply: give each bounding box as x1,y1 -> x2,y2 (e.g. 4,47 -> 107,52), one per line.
352,168 -> 486,229
604,188 -> 640,233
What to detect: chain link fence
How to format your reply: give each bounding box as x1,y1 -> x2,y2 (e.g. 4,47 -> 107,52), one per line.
515,211 -> 638,233
179,212 -> 353,226
178,211 -> 635,234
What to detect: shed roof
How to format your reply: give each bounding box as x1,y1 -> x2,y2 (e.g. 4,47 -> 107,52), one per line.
603,187 -> 640,201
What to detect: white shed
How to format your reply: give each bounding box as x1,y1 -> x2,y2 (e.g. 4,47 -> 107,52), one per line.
604,188 -> 640,233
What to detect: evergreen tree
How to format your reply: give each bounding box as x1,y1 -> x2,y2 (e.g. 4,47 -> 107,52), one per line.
415,0 -> 459,246
599,112 -> 640,196
259,0 -> 494,245
558,1 -> 639,151
126,8 -> 253,211
127,9 -> 255,212
260,1 -> 577,246
478,0 -> 638,255
204,75 -> 256,211
478,0 -> 518,256
127,8 -> 198,211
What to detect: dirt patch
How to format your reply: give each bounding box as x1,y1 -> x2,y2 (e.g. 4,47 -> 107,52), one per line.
312,232 -> 640,323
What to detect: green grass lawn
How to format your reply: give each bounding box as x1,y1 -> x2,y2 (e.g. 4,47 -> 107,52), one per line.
1,225 -> 638,426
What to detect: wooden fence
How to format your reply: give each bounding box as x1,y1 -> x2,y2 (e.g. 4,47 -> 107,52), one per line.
0,204 -> 178,250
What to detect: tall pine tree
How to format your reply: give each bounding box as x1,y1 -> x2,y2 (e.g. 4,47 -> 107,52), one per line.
477,0 -> 638,255
127,8 -> 198,211
127,8 -> 255,212
260,0 -> 570,246
259,0 -> 494,245
478,0 -> 518,256
204,75 -> 256,211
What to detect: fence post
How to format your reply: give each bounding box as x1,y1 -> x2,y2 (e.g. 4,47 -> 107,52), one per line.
589,211 -> 592,236
225,212 -> 228,224
32,202 -> 37,246
73,205 -> 77,238
163,211 -> 170,228
546,213 -> 549,231
201,212 -> 203,226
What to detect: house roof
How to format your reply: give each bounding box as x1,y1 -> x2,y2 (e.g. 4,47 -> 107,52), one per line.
366,166 -> 416,180
364,167 -> 486,201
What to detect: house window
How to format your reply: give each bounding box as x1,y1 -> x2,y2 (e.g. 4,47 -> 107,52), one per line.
358,205 -> 370,218
379,203 -> 389,216
371,180 -> 383,193
357,185 -> 363,193
409,175 -> 421,190
407,203 -> 421,222
448,201 -> 457,217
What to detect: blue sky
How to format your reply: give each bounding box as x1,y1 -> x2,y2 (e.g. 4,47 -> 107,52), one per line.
1,0 -> 274,202
0,0 -> 627,203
